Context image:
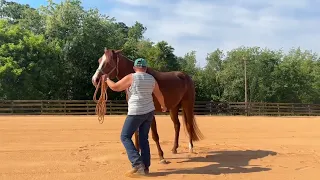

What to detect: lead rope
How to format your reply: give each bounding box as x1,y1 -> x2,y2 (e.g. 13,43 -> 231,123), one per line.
93,75 -> 108,124
92,57 -> 119,124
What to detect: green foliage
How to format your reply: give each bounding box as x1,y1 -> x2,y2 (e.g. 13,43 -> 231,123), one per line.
0,19 -> 63,99
0,0 -> 319,104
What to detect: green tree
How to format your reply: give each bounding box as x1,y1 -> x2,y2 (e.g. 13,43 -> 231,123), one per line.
1,0 -> 320,104
179,50 -> 197,76
200,49 -> 224,101
271,48 -> 318,103
0,0 -> 31,22
0,19 -> 62,100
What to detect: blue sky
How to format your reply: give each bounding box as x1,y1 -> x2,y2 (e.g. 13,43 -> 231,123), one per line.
10,0 -> 320,67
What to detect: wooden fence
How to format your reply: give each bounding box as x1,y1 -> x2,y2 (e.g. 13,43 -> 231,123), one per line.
0,100 -> 320,116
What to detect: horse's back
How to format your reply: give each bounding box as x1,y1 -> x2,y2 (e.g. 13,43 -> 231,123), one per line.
147,68 -> 194,109
147,68 -> 191,82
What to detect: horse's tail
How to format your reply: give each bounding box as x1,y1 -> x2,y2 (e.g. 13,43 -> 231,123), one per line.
181,75 -> 204,141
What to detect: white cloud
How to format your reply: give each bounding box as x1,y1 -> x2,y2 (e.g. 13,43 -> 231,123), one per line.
14,0 -> 319,67
78,0 -> 320,67
114,0 -> 155,6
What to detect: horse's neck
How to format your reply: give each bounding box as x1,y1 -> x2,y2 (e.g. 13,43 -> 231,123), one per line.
117,54 -> 161,79
146,68 -> 160,78
117,55 -> 134,79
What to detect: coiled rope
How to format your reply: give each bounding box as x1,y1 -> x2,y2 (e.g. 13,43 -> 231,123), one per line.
93,75 -> 108,124
92,54 -> 119,124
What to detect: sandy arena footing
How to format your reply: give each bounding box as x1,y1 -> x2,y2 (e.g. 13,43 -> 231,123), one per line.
0,115 -> 319,180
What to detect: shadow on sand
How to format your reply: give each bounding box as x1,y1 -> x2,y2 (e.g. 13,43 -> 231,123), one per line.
149,150 -> 277,176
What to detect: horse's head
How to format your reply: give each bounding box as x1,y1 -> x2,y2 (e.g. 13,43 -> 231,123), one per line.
91,48 -> 121,87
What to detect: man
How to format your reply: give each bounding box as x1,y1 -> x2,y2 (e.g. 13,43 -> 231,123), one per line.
105,58 -> 167,176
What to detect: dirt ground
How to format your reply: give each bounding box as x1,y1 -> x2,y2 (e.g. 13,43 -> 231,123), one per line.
1,115 -> 320,180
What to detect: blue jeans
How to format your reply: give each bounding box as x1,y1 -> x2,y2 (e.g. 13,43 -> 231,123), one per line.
120,110 -> 154,169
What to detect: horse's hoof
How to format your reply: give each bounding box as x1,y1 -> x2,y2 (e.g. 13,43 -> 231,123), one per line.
171,149 -> 177,154
189,148 -> 193,153
159,159 -> 169,164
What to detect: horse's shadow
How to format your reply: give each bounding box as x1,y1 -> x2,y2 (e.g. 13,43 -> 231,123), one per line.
150,150 -> 277,176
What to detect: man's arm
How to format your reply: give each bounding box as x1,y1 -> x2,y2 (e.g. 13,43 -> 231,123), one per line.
106,74 -> 132,92
153,80 -> 166,108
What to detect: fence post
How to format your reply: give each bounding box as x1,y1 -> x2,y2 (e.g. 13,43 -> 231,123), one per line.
109,101 -> 112,115
308,104 -> 311,116
245,102 -> 248,116
64,101 -> 66,115
41,100 -> 43,115
209,101 -> 212,116
86,101 -> 89,115
11,100 -> 14,114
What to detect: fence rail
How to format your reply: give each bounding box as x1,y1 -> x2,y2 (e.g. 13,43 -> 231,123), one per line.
0,100 -> 320,116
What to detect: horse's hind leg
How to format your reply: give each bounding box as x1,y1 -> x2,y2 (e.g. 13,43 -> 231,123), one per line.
181,97 -> 203,153
134,131 -> 139,151
170,105 -> 180,154
133,115 -> 167,164
181,101 -> 194,153
151,116 -> 167,164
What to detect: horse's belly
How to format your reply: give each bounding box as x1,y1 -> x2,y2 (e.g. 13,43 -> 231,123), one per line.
153,84 -> 187,110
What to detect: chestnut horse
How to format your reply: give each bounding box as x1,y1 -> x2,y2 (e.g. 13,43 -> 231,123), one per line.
91,49 -> 204,163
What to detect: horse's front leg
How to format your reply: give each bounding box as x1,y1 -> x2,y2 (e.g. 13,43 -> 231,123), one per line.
151,116 -> 168,164
169,106 -> 180,154
134,131 -> 140,151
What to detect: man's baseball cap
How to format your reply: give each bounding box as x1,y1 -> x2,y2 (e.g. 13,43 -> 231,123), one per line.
134,58 -> 147,67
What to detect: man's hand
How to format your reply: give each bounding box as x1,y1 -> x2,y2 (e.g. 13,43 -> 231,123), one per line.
105,74 -> 132,92
161,106 -> 167,112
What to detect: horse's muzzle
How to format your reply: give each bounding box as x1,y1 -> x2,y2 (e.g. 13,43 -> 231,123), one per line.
92,70 -> 101,87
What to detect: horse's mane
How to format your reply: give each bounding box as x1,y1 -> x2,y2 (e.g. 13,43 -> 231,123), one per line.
117,52 -> 134,62
116,51 -> 161,78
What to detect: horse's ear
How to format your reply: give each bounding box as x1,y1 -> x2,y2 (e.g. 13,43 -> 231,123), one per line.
115,49 -> 122,53
104,47 -> 107,52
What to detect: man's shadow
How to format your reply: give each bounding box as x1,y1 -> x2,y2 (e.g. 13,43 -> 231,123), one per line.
150,150 -> 277,176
